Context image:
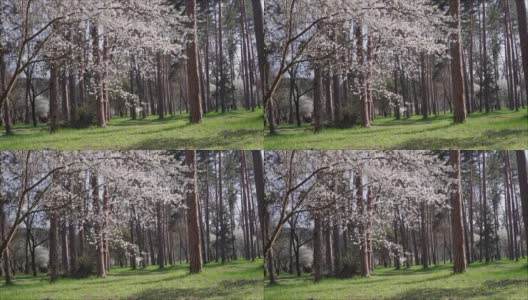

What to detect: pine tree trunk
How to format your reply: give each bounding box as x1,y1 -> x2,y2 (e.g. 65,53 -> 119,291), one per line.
1,199 -> 11,285
102,185 -> 110,272
355,23 -> 370,127
313,213 -> 322,282
421,202 -> 429,268
421,53 -> 429,119
91,24 -> 106,127
251,0 -> 275,134
219,152 -> 226,262
356,172 -> 369,276
482,0 -> 490,112
48,62 -> 59,132
91,173 -> 106,277
49,211 -> 59,282
60,219 -> 70,274
186,0 -> 203,123
313,64 -> 322,132
450,0 -> 467,123
324,220 -> 334,274
156,202 -> 164,268
186,150 -> 203,273
515,0 -> 528,94
205,152 -> 211,263
450,150 -> 467,273
515,150 -> 528,257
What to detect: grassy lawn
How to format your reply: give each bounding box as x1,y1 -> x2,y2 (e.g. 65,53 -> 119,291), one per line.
0,109 -> 263,150
0,259 -> 263,300
265,260 -> 528,300
265,110 -> 528,150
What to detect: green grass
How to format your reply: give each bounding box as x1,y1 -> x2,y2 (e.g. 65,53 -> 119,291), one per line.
265,260 -> 528,300
0,259 -> 263,300
0,109 -> 263,150
265,110 -> 528,150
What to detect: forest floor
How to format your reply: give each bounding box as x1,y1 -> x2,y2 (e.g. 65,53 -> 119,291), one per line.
264,109 -> 528,150
0,259 -> 263,300
0,109 -> 263,150
264,259 -> 528,300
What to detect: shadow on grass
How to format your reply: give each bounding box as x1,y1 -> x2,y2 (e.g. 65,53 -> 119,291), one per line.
391,128 -> 527,150
390,278 -> 528,300
128,279 -> 260,300
128,129 -> 261,150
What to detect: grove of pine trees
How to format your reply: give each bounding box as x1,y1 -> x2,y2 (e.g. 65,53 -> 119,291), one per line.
263,150 -> 528,283
0,0 -> 264,136
263,0 -> 527,133
0,150 -> 263,284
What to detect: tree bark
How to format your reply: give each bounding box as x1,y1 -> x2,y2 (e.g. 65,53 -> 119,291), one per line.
48,62 -> 59,132
356,172 -> 370,277
515,150 -> 528,256
219,151 -> 226,262
251,0 -> 275,134
355,23 -> 370,127
91,24 -> 106,127
49,211 -> 59,282
91,173 -> 106,277
186,0 -> 203,123
515,0 -> 528,94
313,213 -> 322,282
186,150 -> 203,273
450,0 -> 467,123
482,151 -> 490,262
313,64 -> 322,132
449,150 -> 467,273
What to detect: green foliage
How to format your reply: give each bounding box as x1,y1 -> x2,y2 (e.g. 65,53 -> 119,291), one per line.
0,260 -> 263,300
74,256 -> 95,278
265,110 -> 528,150
265,260 -> 528,300
0,109 -> 263,150
73,106 -> 96,129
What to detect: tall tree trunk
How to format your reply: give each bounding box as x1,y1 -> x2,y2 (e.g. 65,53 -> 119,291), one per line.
356,172 -> 369,277
515,0 -> 528,93
91,24 -> 106,127
219,152 -> 225,262
421,202 -> 429,268
1,200 -> 11,285
482,151 -> 490,262
156,202 -> 164,268
324,220 -> 334,274
252,150 -> 274,283
313,64 -> 322,132
469,165 -> 475,263
355,23 -> 370,127
450,150 -> 467,273
450,0 -> 467,123
49,63 -> 59,132
186,150 -> 203,273
205,152 -> 211,263
92,173 -> 106,277
421,53 -> 429,119
218,1 -> 225,113
102,185 -> 110,272
505,153 -> 515,259
49,211 -> 59,282
515,150 -> 528,258
482,0 -> 490,112
157,53 -> 165,118
186,0 -> 203,123
469,0 -> 476,111
313,213 -> 322,282
251,0 -> 275,134
60,219 -> 70,274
